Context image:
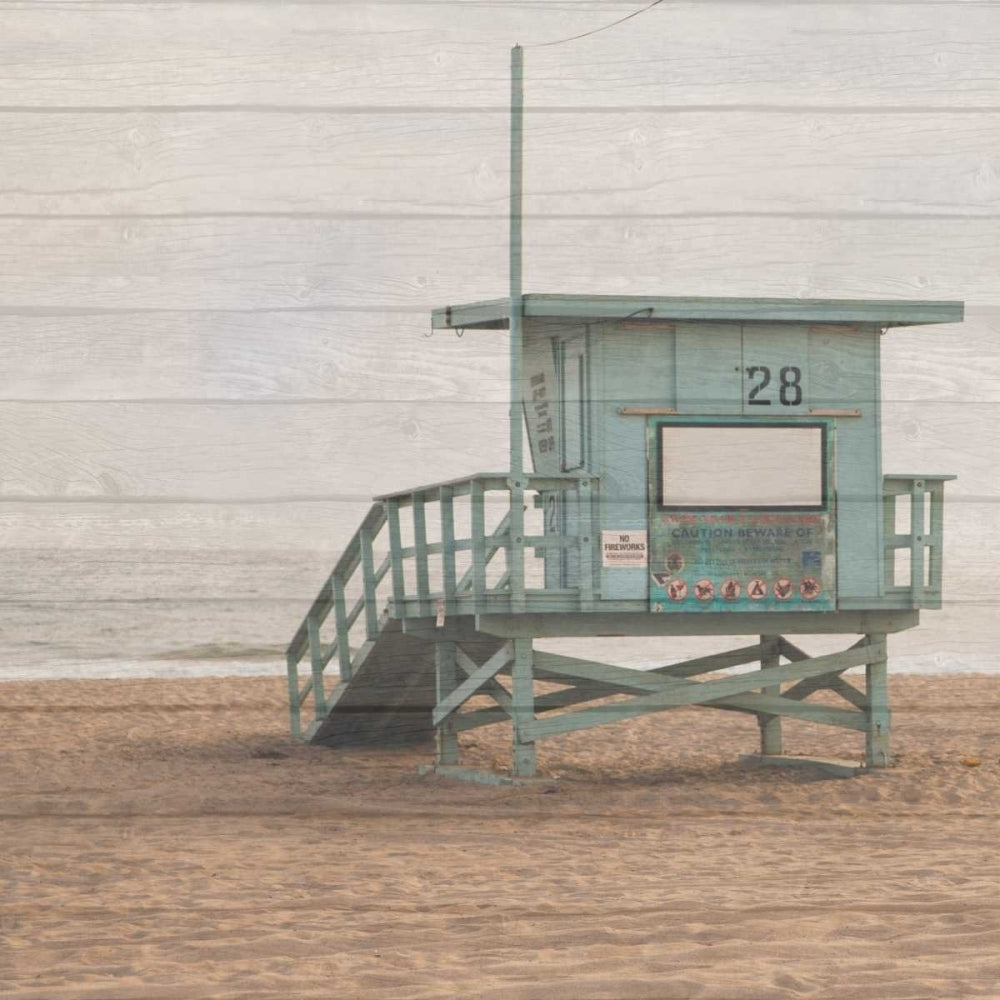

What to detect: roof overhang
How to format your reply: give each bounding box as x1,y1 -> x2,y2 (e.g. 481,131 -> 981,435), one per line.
431,294 -> 964,331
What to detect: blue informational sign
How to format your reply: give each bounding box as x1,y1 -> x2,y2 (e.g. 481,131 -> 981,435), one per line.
647,418 -> 836,613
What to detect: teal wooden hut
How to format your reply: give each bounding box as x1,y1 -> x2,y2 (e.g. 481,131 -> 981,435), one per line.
285,292 -> 961,778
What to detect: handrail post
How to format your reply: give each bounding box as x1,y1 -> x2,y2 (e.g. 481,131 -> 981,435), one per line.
910,481 -> 925,608
471,479 -> 487,613
360,522 -> 379,640
286,650 -> 302,738
413,493 -> 431,618
332,574 -> 352,682
440,485 -> 457,616
386,497 -> 406,616
306,614 -> 327,721
928,480 -> 945,598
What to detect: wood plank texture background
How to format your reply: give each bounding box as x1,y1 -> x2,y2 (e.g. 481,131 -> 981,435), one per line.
3,0 -> 998,672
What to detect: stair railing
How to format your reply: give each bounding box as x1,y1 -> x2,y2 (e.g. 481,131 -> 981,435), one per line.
286,471 -> 600,738
285,503 -> 390,738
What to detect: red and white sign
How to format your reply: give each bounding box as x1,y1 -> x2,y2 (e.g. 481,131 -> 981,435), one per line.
773,578 -> 794,601
694,579 -> 715,601
747,578 -> 768,600
721,578 -> 741,601
799,577 -> 821,601
667,579 -> 688,602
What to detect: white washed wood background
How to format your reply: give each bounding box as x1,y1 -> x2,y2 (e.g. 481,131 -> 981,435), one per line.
1,1 -> 997,673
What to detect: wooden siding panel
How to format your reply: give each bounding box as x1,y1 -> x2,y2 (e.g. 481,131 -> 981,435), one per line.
1,111 -> 999,217
1,5 -> 998,109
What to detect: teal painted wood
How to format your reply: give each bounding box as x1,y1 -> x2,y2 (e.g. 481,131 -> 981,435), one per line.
475,609 -> 918,638
434,640 -> 459,766
865,632 -> 891,767
332,573 -> 352,682
432,295 -> 964,331
359,523 -> 379,640
508,480 -> 526,613
758,634 -> 783,755
507,47 -> 526,618
439,486 -> 457,614
910,483 -> 926,609
285,501 -> 385,663
827,676 -> 869,711
306,614 -> 327,720
675,323 -> 742,414
526,642 -> 883,740
928,481 -> 945,597
412,494 -> 431,618
455,647 -> 513,716
286,650 -> 302,738
511,636 -> 537,778
471,479 -> 487,610
386,498 -> 406,615
432,642 -> 513,727
577,478 -> 595,610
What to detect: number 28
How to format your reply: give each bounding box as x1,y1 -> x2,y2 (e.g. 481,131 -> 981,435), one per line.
746,365 -> 803,406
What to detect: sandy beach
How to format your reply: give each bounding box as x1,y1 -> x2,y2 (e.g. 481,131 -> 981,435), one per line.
2,672 -> 998,999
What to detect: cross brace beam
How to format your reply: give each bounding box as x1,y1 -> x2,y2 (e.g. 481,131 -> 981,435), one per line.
522,642 -> 882,741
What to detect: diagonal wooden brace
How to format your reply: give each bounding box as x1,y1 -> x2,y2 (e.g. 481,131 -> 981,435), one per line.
525,642 -> 884,741
456,647 -> 513,716
433,642 -> 513,727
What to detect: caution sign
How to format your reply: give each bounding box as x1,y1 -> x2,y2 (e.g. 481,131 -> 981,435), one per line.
667,579 -> 688,602
773,578 -> 794,601
799,577 -> 821,601
694,579 -> 715,602
601,530 -> 648,568
721,578 -> 741,601
747,578 -> 768,601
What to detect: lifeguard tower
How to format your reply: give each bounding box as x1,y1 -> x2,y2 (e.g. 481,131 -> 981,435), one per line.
285,50 -> 961,780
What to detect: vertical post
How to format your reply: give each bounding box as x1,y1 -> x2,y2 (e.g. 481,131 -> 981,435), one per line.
435,640 -> 459,766
927,481 -> 945,597
359,523 -> 379,640
865,632 -> 891,768
910,481 -> 925,607
440,485 -> 457,615
882,488 -> 896,590
471,479 -> 487,611
307,614 -> 327,721
576,479 -> 595,610
508,44 -> 526,614
413,493 -> 430,618
286,650 -> 302,738
758,634 -> 783,755
386,498 -> 406,615
333,574 -> 352,683
511,636 -> 537,777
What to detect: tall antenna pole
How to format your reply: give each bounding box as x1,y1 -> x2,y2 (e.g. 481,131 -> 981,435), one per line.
508,44 -> 525,610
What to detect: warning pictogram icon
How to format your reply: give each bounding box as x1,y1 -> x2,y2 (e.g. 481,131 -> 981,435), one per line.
667,579 -> 688,601
774,578 -> 793,601
666,552 -> 685,573
721,577 -> 741,601
694,579 -> 715,601
747,578 -> 767,600
799,577 -> 821,601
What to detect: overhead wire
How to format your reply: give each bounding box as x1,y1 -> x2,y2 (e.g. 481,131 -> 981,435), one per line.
526,0 -> 667,47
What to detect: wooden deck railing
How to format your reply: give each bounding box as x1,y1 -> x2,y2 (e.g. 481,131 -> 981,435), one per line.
285,472 -> 600,737
883,474 -> 956,609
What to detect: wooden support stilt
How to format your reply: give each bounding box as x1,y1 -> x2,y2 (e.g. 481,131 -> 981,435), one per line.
511,636 -> 537,777
758,634 -> 783,755
434,640 -> 459,766
865,632 -> 891,767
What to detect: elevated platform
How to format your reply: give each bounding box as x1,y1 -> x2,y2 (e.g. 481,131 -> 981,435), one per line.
286,471 -> 951,773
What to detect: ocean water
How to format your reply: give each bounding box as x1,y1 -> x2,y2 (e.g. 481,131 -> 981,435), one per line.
1,548 -> 996,682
